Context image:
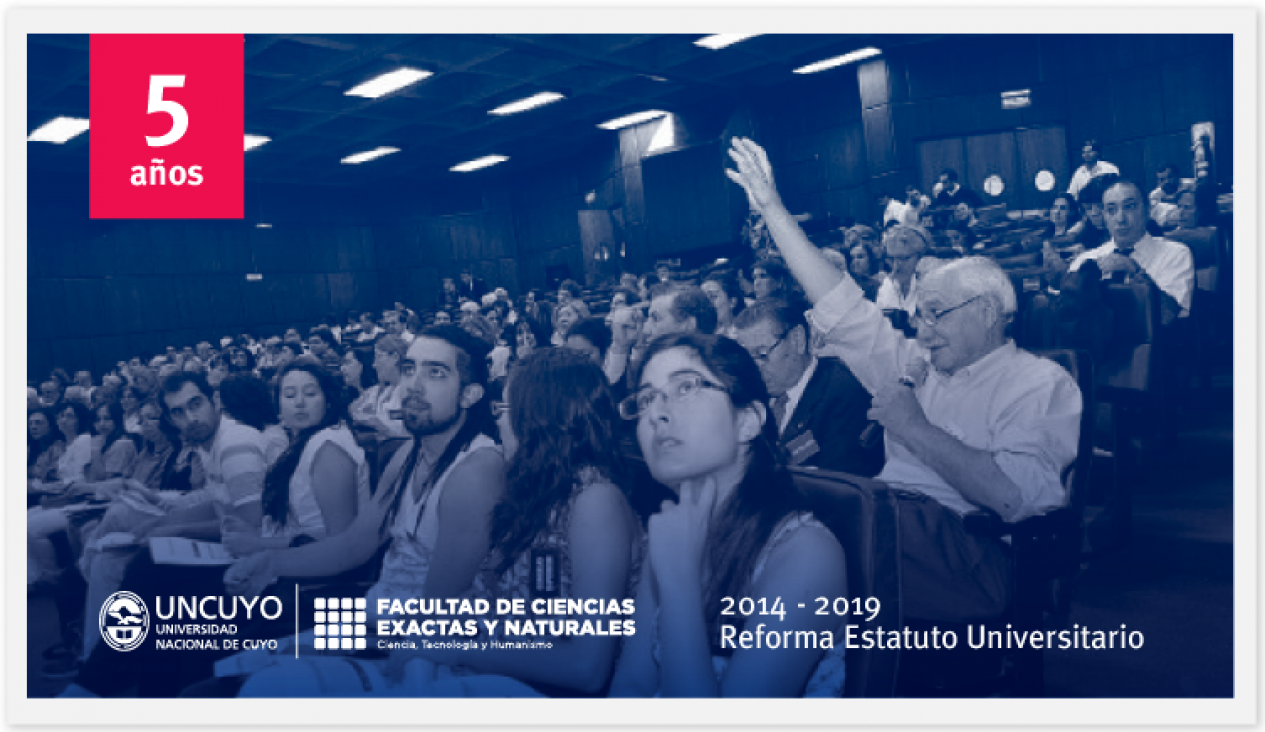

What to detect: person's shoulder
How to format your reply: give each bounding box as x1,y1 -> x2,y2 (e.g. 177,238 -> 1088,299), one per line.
756,512 -> 845,585
1012,347 -> 1081,390
451,441 -> 506,480
217,417 -> 266,450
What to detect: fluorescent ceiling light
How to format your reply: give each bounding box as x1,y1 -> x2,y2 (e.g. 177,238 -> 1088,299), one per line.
489,91 -> 565,116
451,155 -> 508,173
244,134 -> 271,152
345,68 -> 433,99
695,34 -> 761,50
598,110 -> 667,130
341,146 -> 400,165
255,223 -> 272,229
27,116 -> 89,143
794,47 -> 882,74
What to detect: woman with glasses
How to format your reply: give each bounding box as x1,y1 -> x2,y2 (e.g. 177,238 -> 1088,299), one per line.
875,225 -> 931,336
609,333 -> 847,697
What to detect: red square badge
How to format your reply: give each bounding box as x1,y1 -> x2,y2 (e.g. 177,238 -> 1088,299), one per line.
90,35 -> 243,219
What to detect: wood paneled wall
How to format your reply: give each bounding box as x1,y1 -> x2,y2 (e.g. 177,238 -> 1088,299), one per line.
850,34 -> 1232,221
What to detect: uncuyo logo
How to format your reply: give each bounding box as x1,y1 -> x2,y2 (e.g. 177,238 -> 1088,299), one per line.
100,591 -> 149,651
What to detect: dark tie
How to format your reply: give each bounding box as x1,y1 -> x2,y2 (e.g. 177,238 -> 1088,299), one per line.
771,394 -> 790,432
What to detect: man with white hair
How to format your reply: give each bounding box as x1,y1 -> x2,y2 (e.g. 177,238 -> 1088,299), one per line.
728,137 -> 1082,621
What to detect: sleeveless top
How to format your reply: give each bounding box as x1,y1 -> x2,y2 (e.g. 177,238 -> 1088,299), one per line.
650,512 -> 847,698
366,433 -> 500,623
468,468 -> 644,626
261,424 -> 369,541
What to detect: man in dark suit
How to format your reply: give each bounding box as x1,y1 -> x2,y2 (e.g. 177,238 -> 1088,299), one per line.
732,297 -> 884,477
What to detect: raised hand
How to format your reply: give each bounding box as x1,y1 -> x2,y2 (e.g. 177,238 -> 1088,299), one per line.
725,137 -> 784,216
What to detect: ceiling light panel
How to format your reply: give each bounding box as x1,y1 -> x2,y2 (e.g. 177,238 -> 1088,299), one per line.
27,116 -> 89,143
345,67 -> 433,98
489,91 -> 566,116
598,110 -> 667,130
793,47 -> 882,74
694,34 -> 761,50
341,146 -> 400,164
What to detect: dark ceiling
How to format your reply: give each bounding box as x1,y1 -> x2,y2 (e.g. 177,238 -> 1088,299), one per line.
28,33 -> 939,189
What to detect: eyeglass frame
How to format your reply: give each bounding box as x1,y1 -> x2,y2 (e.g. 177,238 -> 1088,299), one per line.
619,372 -> 728,421
910,295 -> 984,329
746,324 -> 800,363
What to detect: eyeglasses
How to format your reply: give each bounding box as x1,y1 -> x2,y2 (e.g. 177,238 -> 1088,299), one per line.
746,326 -> 796,363
911,295 -> 983,329
619,373 -> 727,420
490,401 -> 509,418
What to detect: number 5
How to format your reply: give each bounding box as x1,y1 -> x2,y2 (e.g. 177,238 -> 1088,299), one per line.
146,75 -> 188,147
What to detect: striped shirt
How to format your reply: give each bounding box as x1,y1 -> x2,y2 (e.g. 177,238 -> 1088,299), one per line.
197,416 -> 267,508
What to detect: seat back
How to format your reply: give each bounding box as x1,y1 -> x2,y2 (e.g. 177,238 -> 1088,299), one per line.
1099,283 -> 1158,393
792,469 -> 902,697
1033,349 -> 1095,518
1164,227 -> 1220,293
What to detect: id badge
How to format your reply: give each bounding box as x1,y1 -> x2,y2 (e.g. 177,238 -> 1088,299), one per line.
785,430 -> 821,466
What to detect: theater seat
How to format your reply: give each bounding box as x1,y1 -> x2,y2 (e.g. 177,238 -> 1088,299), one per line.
792,469 -> 901,698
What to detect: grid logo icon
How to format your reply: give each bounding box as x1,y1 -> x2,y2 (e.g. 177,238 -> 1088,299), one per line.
313,597 -> 367,650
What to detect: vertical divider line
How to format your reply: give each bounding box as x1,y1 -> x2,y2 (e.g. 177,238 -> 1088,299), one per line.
295,583 -> 299,658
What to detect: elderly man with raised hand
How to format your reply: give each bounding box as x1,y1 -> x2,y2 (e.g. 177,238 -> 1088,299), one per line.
726,137 -> 1082,622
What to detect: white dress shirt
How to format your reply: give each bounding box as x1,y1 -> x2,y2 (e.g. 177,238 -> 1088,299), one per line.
806,276 -> 1082,522
1068,234 -> 1195,316
778,357 -> 818,435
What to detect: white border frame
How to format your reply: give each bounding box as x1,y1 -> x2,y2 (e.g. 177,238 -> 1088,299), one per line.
7,6 -> 1256,728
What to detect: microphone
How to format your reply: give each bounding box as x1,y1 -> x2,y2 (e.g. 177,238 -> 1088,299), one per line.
860,358 -> 930,447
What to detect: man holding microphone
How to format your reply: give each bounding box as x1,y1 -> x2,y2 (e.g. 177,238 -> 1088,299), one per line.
726,138 -> 1082,623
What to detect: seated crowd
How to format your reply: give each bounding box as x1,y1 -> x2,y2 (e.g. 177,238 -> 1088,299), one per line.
28,133 -> 1214,698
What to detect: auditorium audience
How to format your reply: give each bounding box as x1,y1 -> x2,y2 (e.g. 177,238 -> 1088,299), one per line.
728,136 -> 1081,623
61,363 -> 368,697
27,74 -> 1232,700
609,333 -> 847,697
222,327 -> 505,629
240,348 -> 639,697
